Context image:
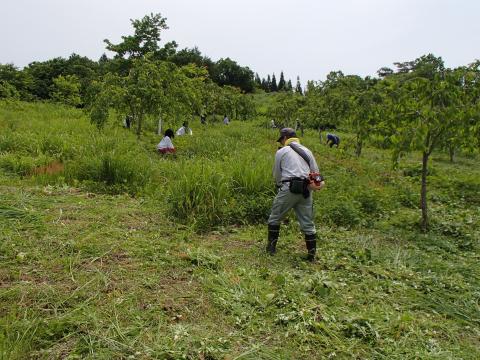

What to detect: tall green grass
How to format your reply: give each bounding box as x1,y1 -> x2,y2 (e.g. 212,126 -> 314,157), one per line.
0,101 -> 152,194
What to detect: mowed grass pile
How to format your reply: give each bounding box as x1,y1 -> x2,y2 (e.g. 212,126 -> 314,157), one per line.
1,100 -> 479,359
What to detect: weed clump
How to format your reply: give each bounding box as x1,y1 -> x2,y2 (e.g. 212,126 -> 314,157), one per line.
65,151 -> 151,195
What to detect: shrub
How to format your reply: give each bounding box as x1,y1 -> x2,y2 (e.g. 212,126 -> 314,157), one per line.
0,132 -> 39,155
452,176 -> 480,205
39,136 -> 67,158
229,193 -> 273,225
403,164 -> 436,177
354,189 -> 382,215
319,197 -> 361,228
397,187 -> 420,209
65,151 -> 151,195
166,161 -> 230,231
165,152 -> 276,231
0,154 -> 51,176
0,80 -> 20,99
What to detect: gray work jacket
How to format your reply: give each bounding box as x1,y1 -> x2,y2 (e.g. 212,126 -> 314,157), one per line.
273,142 -> 319,187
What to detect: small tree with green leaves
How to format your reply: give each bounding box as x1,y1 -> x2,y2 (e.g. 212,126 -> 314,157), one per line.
267,92 -> 304,128
386,55 -> 466,231
0,80 -> 20,99
349,77 -> 383,157
89,56 -> 205,136
51,75 -> 82,107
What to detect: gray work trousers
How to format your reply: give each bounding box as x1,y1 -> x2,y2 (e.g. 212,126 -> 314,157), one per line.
267,186 -> 316,235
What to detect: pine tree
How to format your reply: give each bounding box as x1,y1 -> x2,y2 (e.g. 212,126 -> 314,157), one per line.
261,78 -> 267,91
295,76 -> 303,95
266,75 -> 272,93
278,71 -> 286,91
286,79 -> 293,91
99,53 -> 109,63
271,73 -> 278,92
254,73 -> 262,87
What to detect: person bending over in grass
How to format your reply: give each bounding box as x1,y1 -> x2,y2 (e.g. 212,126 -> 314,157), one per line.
157,129 -> 176,154
326,133 -> 340,148
267,127 -> 325,262
176,121 -> 193,136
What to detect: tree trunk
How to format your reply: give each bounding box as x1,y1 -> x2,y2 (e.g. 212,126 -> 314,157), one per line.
449,145 -> 455,163
421,151 -> 429,232
136,114 -> 143,138
355,136 -> 363,157
158,116 -> 163,136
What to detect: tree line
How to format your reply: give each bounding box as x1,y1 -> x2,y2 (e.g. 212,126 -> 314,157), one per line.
254,72 -> 303,94
0,13 -> 264,104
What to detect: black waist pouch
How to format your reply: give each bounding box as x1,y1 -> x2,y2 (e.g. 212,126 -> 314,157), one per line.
289,178 -> 306,194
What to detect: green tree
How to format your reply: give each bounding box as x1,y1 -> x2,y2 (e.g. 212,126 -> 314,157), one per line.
169,46 -> 214,77
270,73 -> 278,92
267,92 -> 304,127
237,93 -> 256,120
211,58 -> 254,93
25,58 -> 68,99
90,56 -> 206,136
377,67 -> 394,78
386,54 -> 466,231
295,76 -> 303,95
104,13 -> 169,59
321,72 -> 358,129
286,79 -> 293,92
278,71 -> 286,91
350,77 -> 383,157
51,75 -> 82,107
297,81 -> 328,133
0,64 -> 32,100
254,73 -> 262,88
0,80 -> 20,99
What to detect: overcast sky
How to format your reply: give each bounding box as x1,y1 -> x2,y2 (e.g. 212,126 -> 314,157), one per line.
1,0 -> 478,84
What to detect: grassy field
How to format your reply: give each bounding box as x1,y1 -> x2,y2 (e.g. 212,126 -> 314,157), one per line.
1,101 -> 479,359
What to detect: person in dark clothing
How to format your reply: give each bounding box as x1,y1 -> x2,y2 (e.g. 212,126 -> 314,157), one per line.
125,115 -> 132,129
326,133 -> 340,148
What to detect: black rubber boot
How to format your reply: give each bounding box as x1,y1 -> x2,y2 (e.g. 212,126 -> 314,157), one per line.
266,224 -> 280,255
305,233 -> 317,262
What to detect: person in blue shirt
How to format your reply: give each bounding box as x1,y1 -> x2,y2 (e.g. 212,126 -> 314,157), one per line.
326,133 -> 340,148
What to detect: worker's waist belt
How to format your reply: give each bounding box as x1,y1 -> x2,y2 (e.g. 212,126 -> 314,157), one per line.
282,177 -> 308,183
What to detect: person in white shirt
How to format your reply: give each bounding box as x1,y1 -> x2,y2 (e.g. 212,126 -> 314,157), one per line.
223,115 -> 230,125
157,129 -> 176,154
267,127 -> 325,261
176,121 -> 193,136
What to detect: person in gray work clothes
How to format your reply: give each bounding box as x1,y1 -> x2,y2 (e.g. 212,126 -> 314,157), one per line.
267,127 -> 325,261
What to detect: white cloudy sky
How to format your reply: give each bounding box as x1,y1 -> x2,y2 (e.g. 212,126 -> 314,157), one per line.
1,0 -> 478,84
